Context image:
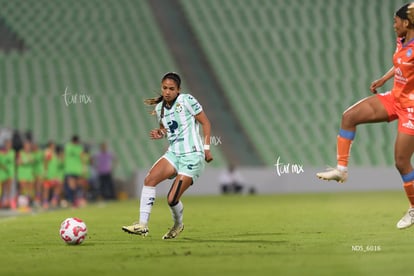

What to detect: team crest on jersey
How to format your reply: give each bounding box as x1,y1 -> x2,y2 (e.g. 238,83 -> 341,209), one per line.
175,103 -> 183,113
407,48 -> 413,57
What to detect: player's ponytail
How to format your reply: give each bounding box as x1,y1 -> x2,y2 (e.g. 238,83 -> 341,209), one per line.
406,3 -> 414,26
144,95 -> 163,116
144,95 -> 163,106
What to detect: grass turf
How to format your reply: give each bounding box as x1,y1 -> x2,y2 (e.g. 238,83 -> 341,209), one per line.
0,191 -> 413,276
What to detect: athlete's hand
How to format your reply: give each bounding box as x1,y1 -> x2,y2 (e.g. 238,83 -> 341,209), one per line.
370,78 -> 386,94
205,150 -> 213,163
149,128 -> 166,139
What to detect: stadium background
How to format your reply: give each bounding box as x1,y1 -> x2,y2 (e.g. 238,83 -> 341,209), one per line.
0,0 -> 408,196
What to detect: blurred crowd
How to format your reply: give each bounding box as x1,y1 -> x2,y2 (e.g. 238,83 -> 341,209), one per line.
0,129 -> 117,212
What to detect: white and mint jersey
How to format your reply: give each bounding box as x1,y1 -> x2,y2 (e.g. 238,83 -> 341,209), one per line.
155,93 -> 204,154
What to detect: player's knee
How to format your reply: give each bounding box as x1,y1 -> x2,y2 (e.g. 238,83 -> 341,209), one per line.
144,175 -> 157,187
395,155 -> 411,175
143,176 -> 151,186
341,109 -> 358,127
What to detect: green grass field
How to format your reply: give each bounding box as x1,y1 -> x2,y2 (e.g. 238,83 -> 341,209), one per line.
0,191 -> 413,276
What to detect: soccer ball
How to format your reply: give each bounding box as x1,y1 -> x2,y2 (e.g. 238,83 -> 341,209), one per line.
59,217 -> 88,245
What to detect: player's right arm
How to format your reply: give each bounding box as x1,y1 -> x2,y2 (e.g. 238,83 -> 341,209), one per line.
149,124 -> 167,140
370,66 -> 395,93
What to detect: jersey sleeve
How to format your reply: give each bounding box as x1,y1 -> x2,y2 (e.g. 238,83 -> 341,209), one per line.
183,94 -> 203,116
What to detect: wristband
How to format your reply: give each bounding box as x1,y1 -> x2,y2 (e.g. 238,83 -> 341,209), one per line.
204,145 -> 210,150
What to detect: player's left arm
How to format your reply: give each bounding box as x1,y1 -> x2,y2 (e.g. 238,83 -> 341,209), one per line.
195,111 -> 213,163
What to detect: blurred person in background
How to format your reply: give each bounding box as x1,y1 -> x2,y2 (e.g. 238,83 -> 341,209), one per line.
93,142 -> 117,200
32,142 -> 45,207
79,144 -> 92,203
16,140 -> 34,211
64,135 -> 85,207
219,164 -> 244,195
43,142 -> 64,209
0,140 -> 16,209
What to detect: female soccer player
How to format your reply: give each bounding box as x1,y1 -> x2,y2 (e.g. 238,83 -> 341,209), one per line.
317,3 -> 414,229
122,72 -> 213,239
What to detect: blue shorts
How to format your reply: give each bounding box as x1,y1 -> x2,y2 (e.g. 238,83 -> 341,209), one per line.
163,151 -> 205,182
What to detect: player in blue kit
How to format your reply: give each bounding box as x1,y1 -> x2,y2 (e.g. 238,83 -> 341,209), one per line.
122,72 -> 213,239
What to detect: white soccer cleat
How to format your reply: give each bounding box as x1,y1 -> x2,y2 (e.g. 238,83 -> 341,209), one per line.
162,224 -> 184,240
122,222 -> 149,236
397,208 -> 414,229
316,167 -> 348,183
